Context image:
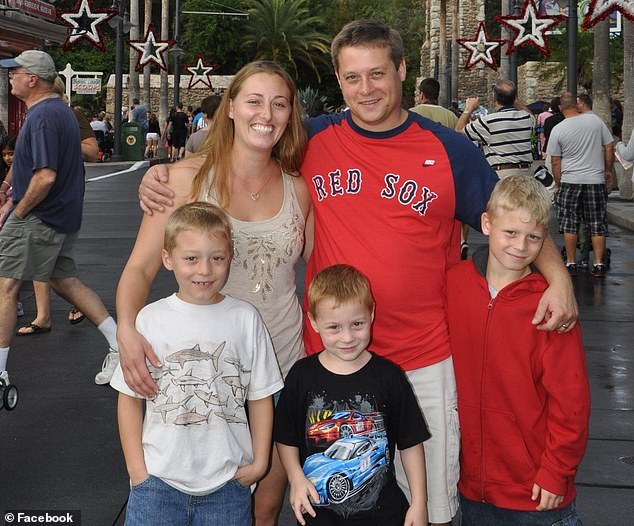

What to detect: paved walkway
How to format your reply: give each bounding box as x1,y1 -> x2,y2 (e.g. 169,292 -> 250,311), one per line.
0,163 -> 632,525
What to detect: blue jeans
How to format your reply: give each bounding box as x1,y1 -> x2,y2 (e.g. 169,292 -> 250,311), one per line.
125,475 -> 251,526
459,494 -> 582,526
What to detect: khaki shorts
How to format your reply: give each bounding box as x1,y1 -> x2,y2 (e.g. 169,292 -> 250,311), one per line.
395,356 -> 461,524
0,212 -> 78,281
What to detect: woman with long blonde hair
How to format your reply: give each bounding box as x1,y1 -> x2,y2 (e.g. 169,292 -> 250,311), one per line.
116,61 -> 311,525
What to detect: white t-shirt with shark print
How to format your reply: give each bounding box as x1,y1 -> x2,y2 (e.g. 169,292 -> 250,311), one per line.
110,293 -> 283,495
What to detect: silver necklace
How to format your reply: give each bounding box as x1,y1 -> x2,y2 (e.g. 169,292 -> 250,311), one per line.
247,170 -> 275,201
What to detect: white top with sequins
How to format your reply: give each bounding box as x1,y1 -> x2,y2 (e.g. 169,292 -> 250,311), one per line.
201,171 -> 305,377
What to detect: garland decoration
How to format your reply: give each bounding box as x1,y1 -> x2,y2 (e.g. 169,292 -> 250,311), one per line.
495,0 -> 564,57
457,22 -> 506,70
128,23 -> 175,72
58,0 -> 116,51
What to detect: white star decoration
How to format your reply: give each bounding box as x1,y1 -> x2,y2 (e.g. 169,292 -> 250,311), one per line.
186,54 -> 215,90
457,22 -> 506,70
58,0 -> 115,51
495,0 -> 564,57
582,0 -> 634,30
128,24 -> 175,72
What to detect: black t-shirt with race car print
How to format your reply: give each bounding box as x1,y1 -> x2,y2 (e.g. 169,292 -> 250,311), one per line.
274,353 -> 430,526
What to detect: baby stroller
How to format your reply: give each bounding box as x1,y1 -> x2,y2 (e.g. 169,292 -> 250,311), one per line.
0,372 -> 18,411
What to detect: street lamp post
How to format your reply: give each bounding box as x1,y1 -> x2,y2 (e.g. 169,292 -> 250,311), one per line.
509,0 -> 521,85
172,0 -> 183,107
112,2 -> 124,161
567,0 -> 578,96
109,0 -> 132,161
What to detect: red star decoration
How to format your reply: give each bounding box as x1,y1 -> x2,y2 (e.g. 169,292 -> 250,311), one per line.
128,23 -> 175,72
582,0 -> 634,30
186,54 -> 217,90
57,0 -> 116,51
495,0 -> 564,58
457,22 -> 506,70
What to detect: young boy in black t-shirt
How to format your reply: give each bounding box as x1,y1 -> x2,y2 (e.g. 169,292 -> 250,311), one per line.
274,264 -> 430,526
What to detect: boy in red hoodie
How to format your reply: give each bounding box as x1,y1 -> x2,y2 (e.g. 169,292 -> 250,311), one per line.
445,175 -> 590,525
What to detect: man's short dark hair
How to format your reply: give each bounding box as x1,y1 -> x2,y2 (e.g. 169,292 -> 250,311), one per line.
418,78 -> 440,104
331,19 -> 404,73
577,93 -> 592,109
492,80 -> 516,106
132,98 -> 140,105
549,97 -> 561,114
201,95 -> 221,119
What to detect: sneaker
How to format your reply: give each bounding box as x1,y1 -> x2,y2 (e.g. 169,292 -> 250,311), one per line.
95,349 -> 119,385
590,264 -> 606,278
460,241 -> 469,260
16,302 -> 24,317
0,369 -> 9,386
566,262 -> 577,276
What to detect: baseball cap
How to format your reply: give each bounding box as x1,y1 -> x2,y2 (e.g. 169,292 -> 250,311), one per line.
0,50 -> 57,81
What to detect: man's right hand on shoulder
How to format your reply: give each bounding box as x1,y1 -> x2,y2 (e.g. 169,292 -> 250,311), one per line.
139,163 -> 174,215
117,324 -> 162,398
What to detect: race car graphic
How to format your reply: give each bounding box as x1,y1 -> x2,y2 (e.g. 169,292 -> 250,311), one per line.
303,436 -> 389,506
306,410 -> 383,447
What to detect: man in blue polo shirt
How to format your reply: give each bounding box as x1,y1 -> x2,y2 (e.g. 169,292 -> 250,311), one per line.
0,50 -> 120,390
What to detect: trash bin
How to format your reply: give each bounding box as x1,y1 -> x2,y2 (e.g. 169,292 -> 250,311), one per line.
121,121 -> 145,161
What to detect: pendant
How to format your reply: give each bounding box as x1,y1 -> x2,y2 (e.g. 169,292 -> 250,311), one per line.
250,192 -> 260,201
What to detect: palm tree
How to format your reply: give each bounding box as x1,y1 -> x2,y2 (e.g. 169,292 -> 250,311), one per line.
242,0 -> 331,80
298,86 -> 335,117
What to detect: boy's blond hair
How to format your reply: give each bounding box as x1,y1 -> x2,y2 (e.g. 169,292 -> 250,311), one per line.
487,175 -> 551,228
164,202 -> 233,253
308,264 -> 374,317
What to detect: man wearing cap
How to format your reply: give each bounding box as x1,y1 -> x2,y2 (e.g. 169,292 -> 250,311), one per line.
0,50 -> 120,389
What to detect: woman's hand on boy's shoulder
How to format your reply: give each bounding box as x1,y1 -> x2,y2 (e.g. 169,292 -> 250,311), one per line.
138,156 -> 205,215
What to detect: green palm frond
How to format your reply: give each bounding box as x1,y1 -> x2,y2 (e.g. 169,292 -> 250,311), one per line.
243,0 -> 331,80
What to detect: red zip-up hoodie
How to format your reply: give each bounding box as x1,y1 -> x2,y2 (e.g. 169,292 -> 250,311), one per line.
445,248 -> 590,510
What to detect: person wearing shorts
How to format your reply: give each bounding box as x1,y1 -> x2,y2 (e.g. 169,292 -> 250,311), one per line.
547,91 -> 614,278
0,50 -> 120,387
145,112 -> 161,159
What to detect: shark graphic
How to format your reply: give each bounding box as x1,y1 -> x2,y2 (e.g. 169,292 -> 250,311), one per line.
194,390 -> 228,408
166,343 -> 218,368
174,408 -> 213,426
222,375 -> 247,397
234,394 -> 245,409
172,370 -> 220,392
224,356 -> 251,375
152,395 -> 193,423
210,341 -> 226,371
148,364 -> 177,382
214,411 -> 247,425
